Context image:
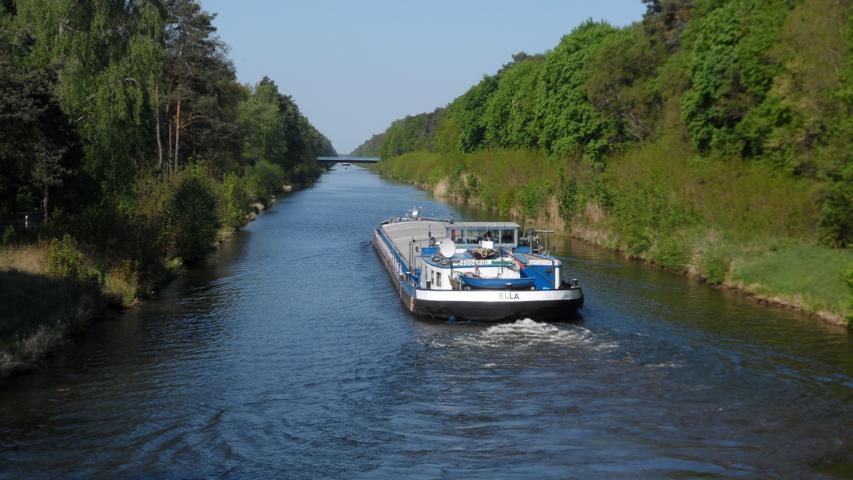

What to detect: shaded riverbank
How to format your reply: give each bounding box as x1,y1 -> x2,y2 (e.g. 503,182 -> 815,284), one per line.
0,193 -> 282,383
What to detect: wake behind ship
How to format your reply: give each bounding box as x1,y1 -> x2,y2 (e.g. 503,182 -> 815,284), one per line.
373,209 -> 584,322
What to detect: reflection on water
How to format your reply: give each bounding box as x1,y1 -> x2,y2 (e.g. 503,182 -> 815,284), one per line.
0,166 -> 850,479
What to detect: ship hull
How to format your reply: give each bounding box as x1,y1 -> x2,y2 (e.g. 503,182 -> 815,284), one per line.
373,229 -> 583,322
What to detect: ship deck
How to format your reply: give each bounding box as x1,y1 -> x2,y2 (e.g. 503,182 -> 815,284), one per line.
380,220 -> 447,261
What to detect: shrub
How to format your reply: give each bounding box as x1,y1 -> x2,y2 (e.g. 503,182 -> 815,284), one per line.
104,260 -> 139,306
651,234 -> 692,271
246,160 -> 285,205
219,172 -> 250,231
843,263 -> 853,324
700,251 -> 731,285
1,226 -> 14,246
46,234 -> 91,282
557,171 -> 579,221
167,172 -> 220,263
817,166 -> 853,248
517,180 -> 550,219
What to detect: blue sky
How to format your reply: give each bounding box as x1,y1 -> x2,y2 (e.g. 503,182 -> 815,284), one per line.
201,1 -> 646,153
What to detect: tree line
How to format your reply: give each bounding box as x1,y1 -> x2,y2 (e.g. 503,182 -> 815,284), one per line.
0,0 -> 335,299
357,0 -> 852,248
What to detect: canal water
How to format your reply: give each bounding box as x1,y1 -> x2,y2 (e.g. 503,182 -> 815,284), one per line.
1,167 -> 851,479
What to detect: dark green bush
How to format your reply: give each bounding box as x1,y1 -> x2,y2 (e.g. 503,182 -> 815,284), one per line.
219,172 -> 250,231
167,172 -> 220,263
46,234 -> 92,282
517,180 -> 550,219
557,171 -> 579,221
246,160 -> 285,205
817,165 -> 853,248
842,263 -> 853,324
1,226 -> 14,246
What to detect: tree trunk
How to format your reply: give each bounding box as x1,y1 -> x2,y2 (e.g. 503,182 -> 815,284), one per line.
42,185 -> 49,218
155,85 -> 164,174
174,96 -> 181,174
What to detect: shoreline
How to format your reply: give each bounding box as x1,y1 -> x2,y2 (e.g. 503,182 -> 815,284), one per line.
379,172 -> 850,329
0,188 -> 291,384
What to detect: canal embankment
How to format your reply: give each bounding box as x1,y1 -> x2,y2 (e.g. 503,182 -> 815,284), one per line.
372,148 -> 853,327
354,0 -> 853,327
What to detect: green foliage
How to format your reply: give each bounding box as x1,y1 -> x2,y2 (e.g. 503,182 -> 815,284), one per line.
817,164 -> 853,248
379,109 -> 444,159
681,0 -> 795,157
239,78 -> 290,166
351,132 -> 384,157
584,24 -> 664,143
843,263 -> 853,324
46,234 -> 93,282
484,58 -> 543,149
219,173 -> 249,231
0,0 -> 337,363
0,27 -> 82,217
0,0 -> 333,305
650,233 -> 692,271
516,180 -> 550,219
1,226 -> 14,246
535,21 -> 620,165
14,0 -> 164,194
167,169 -> 220,263
463,173 -> 480,201
368,0 -> 853,319
557,171 -> 579,221
699,250 -> 730,285
641,0 -> 694,52
246,160 -> 286,206
239,77 -> 332,185
450,76 -> 498,153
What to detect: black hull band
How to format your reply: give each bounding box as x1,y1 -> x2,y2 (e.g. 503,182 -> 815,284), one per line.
413,298 -> 583,323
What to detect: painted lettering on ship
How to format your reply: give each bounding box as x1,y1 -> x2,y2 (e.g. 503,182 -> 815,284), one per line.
499,292 -> 520,300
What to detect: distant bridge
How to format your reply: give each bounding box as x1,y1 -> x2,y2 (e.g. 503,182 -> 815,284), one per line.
317,155 -> 380,165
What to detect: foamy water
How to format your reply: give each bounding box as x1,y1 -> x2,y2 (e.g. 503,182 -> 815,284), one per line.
433,319 -> 619,352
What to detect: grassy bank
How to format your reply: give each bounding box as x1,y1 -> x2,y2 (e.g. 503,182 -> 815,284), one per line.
374,142 -> 853,326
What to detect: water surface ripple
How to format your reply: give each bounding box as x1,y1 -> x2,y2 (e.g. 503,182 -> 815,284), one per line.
0,167 -> 851,479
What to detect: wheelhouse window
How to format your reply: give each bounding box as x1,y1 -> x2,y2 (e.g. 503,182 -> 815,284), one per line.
436,272 -> 442,287
463,229 -> 480,244
500,229 -> 516,245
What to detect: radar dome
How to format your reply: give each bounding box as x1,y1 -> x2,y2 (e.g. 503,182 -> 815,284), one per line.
439,238 -> 456,258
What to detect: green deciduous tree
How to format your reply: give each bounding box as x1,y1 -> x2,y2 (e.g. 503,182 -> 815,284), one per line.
681,0 -> 795,157
450,76 -> 498,153
0,26 -> 82,216
484,57 -> 543,149
535,20 -> 620,166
